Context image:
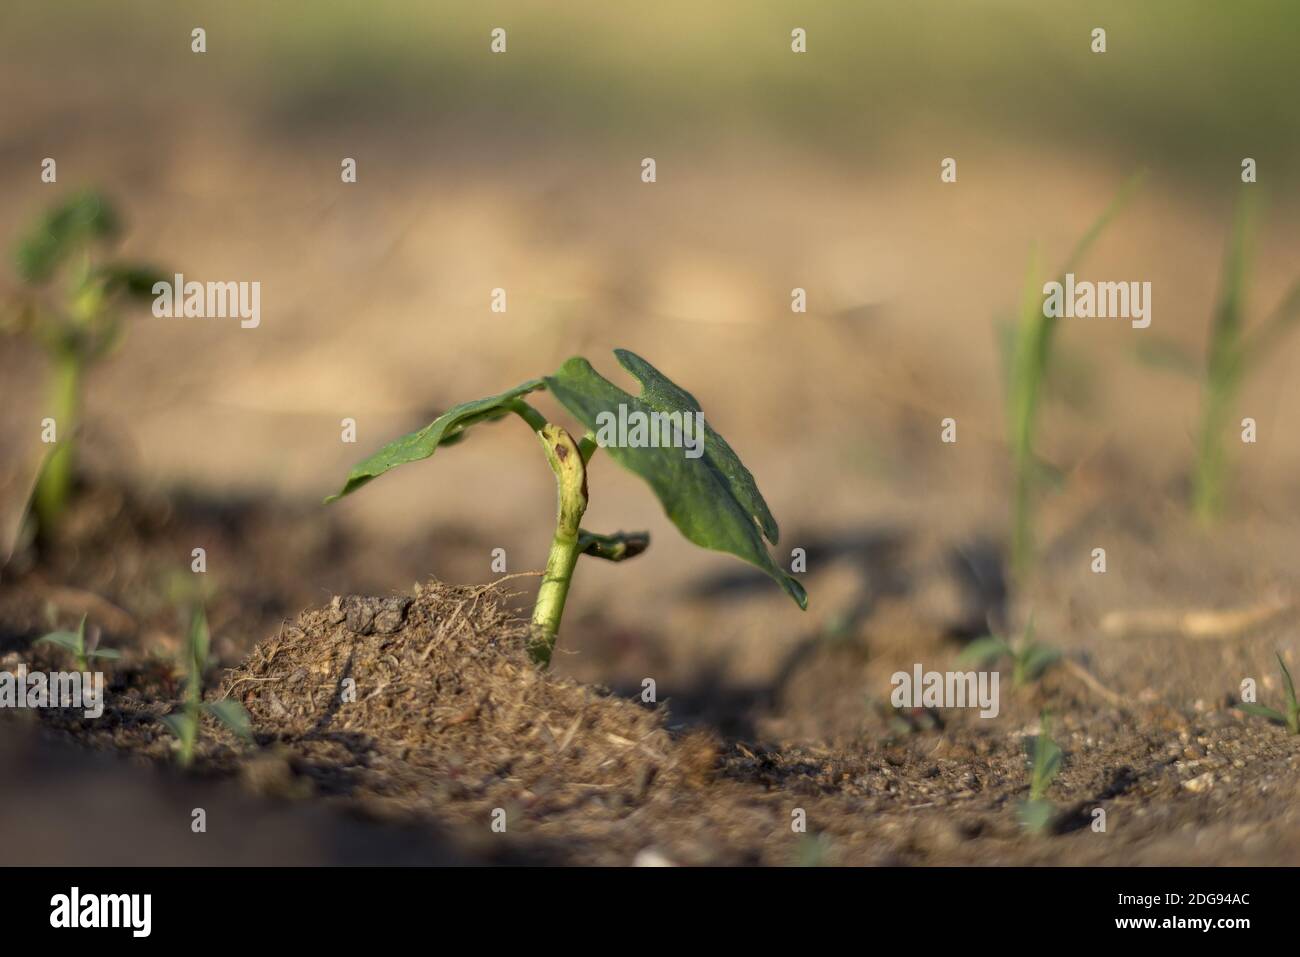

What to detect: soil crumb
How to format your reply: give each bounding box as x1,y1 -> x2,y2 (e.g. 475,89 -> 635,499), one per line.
223,581 -> 707,848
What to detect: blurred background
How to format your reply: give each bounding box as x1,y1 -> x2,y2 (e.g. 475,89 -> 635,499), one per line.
2,0 -> 1299,709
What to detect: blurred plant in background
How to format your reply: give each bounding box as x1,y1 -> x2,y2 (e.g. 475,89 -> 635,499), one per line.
3,190 -> 162,542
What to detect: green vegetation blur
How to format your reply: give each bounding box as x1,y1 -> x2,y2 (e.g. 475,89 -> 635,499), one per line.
3,0 -> 1298,185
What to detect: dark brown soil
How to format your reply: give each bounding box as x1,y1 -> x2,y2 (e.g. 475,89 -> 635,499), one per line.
11,563 -> 1300,866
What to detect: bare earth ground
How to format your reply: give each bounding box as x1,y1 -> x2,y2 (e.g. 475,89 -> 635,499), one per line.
2,484 -> 1299,865
3,80 -> 1300,864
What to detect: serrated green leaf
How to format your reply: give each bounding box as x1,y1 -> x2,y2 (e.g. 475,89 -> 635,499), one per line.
1238,702 -> 1284,723
159,712 -> 195,740
203,698 -> 253,741
545,351 -> 806,609
957,635 -> 1011,666
326,379 -> 546,502
15,190 -> 119,283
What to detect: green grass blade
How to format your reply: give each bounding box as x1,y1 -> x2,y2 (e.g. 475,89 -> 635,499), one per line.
1277,652 -> 1297,716
1193,191 -> 1255,522
1238,702 -> 1284,723
159,712 -> 195,740
956,635 -> 1011,667
1007,175 -> 1142,575
1244,274 -> 1300,362
203,699 -> 253,741
1019,798 -> 1055,834
34,631 -> 83,656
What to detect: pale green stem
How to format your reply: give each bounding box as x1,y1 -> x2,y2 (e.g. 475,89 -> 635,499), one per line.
33,352 -> 82,539
528,424 -> 588,666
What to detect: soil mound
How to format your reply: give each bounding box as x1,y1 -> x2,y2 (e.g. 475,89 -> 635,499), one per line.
223,581 -> 702,829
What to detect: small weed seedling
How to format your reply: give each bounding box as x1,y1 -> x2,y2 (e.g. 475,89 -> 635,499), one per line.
34,614 -> 120,672
1020,714 -> 1063,834
1239,653 -> 1300,734
1002,176 -> 1141,578
1191,196 -> 1300,522
4,190 -> 162,540
959,615 -> 1060,688
159,607 -> 252,766
329,349 -> 807,666
1136,195 -> 1300,520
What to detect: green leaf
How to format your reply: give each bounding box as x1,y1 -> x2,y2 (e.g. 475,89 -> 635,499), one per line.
203,699 -> 253,741
545,350 -> 806,608
15,190 -> 119,283
186,606 -> 210,675
159,712 -> 195,741
1019,798 -> 1055,834
1208,191 -> 1255,374
956,636 -> 1011,667
1027,718 -> 1062,800
95,262 -> 168,301
1238,702 -> 1284,723
1246,274 -> 1300,362
1020,643 -> 1062,682
34,630 -> 83,656
326,379 -> 546,502
1277,652 -> 1297,716
87,648 -> 121,661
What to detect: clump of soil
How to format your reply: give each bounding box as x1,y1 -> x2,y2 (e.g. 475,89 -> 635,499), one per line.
222,581 -> 714,847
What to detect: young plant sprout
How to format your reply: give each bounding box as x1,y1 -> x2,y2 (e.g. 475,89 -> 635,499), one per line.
1019,713 -> 1062,834
4,190 -> 163,541
958,614 -> 1059,688
159,606 -> 253,766
1190,197 -> 1300,522
1239,653 -> 1300,735
35,613 -> 120,672
328,349 -> 807,666
1003,176 -> 1141,578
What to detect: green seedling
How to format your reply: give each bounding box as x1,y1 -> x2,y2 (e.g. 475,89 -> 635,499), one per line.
1190,195 -> 1300,522
1137,195 -> 1300,521
328,349 -> 807,666
1002,175 -> 1142,578
958,615 -> 1060,688
1019,713 -> 1063,834
1239,653 -> 1300,734
159,606 -> 253,767
34,614 -> 120,672
5,190 -> 163,540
